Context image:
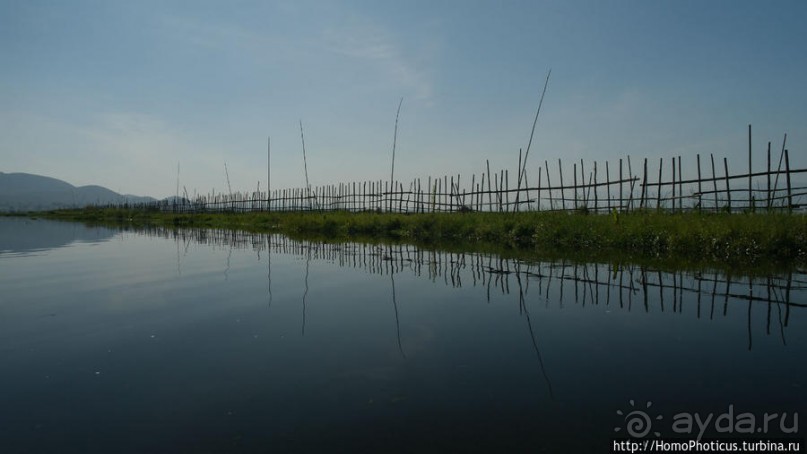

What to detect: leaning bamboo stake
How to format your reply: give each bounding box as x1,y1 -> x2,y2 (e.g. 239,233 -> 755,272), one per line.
627,156 -> 635,210
456,173 -> 461,207
299,120 -> 313,210
389,97 -> 403,194
771,133 -> 788,207
522,170 -> 530,210
516,69 -> 552,207
523,166 -> 531,211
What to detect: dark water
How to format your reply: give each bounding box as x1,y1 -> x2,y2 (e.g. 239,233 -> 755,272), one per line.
0,218 -> 804,453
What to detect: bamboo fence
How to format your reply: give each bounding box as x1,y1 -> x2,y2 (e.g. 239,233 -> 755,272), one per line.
121,149 -> 806,214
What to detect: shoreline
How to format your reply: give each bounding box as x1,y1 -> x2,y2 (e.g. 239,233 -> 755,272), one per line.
12,208 -> 807,271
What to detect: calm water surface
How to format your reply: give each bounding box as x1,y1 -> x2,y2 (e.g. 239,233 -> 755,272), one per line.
0,218 -> 804,453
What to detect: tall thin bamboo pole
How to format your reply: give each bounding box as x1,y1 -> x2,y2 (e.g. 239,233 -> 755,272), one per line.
389,97 -> 403,201
299,120 -> 312,209
517,69 -> 552,205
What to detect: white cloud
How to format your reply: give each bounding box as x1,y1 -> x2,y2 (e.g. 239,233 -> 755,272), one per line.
322,16 -> 434,103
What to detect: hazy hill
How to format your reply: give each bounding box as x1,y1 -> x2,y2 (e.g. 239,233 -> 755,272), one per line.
0,172 -> 156,212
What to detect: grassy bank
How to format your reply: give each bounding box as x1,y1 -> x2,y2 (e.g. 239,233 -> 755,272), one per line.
33,207 -> 807,269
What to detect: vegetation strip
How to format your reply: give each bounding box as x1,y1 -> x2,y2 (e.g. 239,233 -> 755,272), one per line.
25,208 -> 807,269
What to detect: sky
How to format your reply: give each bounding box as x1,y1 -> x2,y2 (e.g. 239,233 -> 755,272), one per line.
2,0 -> 806,199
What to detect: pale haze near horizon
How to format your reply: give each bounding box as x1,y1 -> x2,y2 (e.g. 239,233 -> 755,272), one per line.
2,0 -> 805,199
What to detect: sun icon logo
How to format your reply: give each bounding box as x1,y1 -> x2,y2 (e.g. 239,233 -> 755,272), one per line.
614,400 -> 663,438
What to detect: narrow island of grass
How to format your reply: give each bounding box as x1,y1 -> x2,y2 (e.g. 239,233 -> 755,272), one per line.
26,207 -> 807,270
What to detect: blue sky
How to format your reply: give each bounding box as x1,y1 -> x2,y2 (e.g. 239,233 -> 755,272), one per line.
2,0 -> 805,198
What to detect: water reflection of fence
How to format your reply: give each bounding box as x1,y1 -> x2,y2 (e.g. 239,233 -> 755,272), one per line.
143,226 -> 805,347
120,129 -> 804,213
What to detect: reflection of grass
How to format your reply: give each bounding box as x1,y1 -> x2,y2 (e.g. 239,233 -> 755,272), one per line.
38,208 -> 807,268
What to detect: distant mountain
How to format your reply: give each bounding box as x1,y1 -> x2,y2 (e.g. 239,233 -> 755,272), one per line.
0,172 -> 157,212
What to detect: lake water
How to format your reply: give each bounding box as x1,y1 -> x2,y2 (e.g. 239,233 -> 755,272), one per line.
1,218 -> 804,453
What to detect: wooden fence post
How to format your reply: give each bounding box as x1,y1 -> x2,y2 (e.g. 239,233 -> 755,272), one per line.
606,161 -> 611,212
710,154 -> 717,211
450,176 -> 455,212
640,158 -> 647,210
558,159 -> 565,211
594,161 -> 599,212
748,124 -> 753,211
627,156 -> 635,210
672,157 -> 677,213
696,154 -> 702,211
656,158 -> 663,211
486,160 -> 492,212
537,168 -> 542,211
678,156 -> 682,212
724,157 -> 732,213
580,159 -> 586,207
504,169 -> 510,213
572,162 -> 577,210
619,159 -> 624,212
766,142 -> 772,210
785,149 -> 792,211
545,161 -> 553,210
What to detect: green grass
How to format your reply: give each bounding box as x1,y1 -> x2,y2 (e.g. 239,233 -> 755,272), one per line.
29,207 -> 807,270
